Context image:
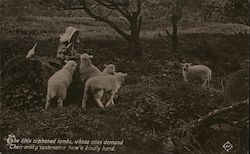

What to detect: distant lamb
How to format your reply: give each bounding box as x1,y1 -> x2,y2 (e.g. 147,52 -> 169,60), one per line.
45,60 -> 77,110
102,64 -> 116,75
82,72 -> 127,109
181,63 -> 212,87
79,53 -> 101,82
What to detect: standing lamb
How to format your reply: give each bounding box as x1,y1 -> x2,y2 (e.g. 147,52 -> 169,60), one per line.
45,60 -> 77,110
82,72 -> 127,109
102,64 -> 116,75
181,63 -> 212,87
79,53 -> 101,82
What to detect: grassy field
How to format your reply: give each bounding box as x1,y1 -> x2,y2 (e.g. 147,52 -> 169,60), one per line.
0,8 -> 249,154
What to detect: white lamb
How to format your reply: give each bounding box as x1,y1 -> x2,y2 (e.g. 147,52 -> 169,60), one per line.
79,53 -> 102,82
82,72 -> 128,109
45,60 -> 77,110
102,64 -> 116,75
181,63 -> 212,87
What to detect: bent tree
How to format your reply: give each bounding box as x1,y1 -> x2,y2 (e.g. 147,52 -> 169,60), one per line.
63,0 -> 143,56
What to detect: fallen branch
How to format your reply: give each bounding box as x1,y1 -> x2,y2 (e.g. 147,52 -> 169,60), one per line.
195,99 -> 249,128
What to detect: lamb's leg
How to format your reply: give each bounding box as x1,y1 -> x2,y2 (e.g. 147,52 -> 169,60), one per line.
58,88 -> 66,108
82,95 -> 88,109
207,80 -> 210,87
105,91 -> 116,107
183,76 -> 188,83
202,80 -> 208,88
183,72 -> 188,83
184,77 -> 188,83
104,92 -> 114,106
82,86 -> 89,109
110,93 -> 115,106
111,99 -> 115,106
45,95 -> 51,111
94,90 -> 105,109
58,98 -> 64,108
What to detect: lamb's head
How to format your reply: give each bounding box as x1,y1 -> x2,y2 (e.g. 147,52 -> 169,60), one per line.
181,63 -> 192,71
63,60 -> 77,73
80,53 -> 93,64
104,64 -> 116,74
114,72 -> 128,83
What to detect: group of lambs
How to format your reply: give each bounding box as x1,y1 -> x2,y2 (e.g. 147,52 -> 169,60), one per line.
45,53 -> 127,111
44,53 -> 212,111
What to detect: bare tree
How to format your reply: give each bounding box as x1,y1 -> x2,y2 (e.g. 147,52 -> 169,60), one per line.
145,0 -> 200,52
61,0 -> 143,56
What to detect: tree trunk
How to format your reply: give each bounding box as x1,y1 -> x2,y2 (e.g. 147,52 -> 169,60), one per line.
171,17 -> 178,53
128,15 -> 142,56
128,37 -> 140,56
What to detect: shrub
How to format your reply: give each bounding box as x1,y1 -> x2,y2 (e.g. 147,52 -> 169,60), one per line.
224,67 -> 249,102
1,56 -> 60,111
156,82 -> 227,120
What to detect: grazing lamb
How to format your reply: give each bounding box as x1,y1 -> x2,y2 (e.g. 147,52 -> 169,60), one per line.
79,53 -> 101,82
45,60 -> 77,110
102,64 -> 116,75
82,72 -> 127,109
181,63 -> 212,87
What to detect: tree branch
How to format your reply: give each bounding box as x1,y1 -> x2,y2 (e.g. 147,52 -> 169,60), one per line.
79,0 -> 130,40
102,9 -> 113,18
93,0 -> 130,19
90,3 -> 100,11
135,0 -> 141,17
66,6 -> 84,10
166,28 -> 173,37
110,0 -> 131,19
159,33 -> 172,45
120,17 -> 130,27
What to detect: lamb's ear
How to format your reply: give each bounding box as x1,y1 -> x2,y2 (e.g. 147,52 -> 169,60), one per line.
89,55 -> 94,59
64,60 -> 69,63
188,63 -> 192,66
180,63 -> 185,66
104,64 -> 107,67
59,34 -> 62,38
123,73 -> 128,76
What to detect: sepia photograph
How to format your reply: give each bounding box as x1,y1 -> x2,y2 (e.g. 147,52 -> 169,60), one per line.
0,0 -> 249,153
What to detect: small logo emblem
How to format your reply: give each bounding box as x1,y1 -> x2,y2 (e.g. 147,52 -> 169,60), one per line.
223,141 -> 233,152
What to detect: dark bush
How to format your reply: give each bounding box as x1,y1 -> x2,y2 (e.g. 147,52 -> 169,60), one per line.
224,67 -> 249,102
1,56 -> 60,111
